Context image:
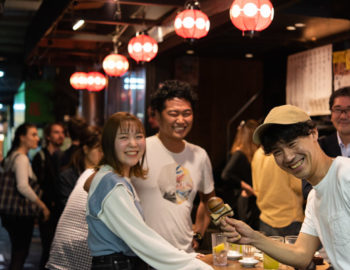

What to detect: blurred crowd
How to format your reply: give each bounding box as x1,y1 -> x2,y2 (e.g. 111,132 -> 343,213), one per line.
0,82 -> 349,270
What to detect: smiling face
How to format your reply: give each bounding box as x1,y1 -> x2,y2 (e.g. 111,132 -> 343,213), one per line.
270,130 -> 319,181
20,127 -> 40,150
114,123 -> 146,177
156,98 -> 193,142
331,96 -> 350,140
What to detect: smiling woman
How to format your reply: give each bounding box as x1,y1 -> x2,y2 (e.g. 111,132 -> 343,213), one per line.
85,112 -> 213,270
0,123 -> 50,270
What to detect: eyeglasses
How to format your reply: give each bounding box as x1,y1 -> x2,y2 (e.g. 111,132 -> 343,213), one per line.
331,107 -> 350,117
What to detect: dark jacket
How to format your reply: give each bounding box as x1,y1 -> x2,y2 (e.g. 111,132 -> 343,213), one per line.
32,148 -> 63,210
318,132 -> 342,157
56,167 -> 80,214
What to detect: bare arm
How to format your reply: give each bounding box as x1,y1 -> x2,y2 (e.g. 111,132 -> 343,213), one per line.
194,190 -> 215,235
220,217 -> 320,269
240,181 -> 256,197
193,190 -> 215,249
14,154 -> 50,221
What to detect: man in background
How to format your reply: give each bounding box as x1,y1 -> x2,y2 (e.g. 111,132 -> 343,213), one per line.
32,122 -> 65,270
303,86 -> 350,198
132,80 -> 215,252
60,116 -> 88,169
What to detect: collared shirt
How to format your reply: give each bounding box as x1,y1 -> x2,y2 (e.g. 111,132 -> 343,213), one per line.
336,132 -> 350,157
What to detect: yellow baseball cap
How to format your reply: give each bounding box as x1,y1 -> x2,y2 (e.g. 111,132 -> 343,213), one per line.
253,104 -> 311,144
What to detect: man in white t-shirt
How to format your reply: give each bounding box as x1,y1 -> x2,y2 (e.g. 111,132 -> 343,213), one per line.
132,80 -> 215,252
220,105 -> 350,269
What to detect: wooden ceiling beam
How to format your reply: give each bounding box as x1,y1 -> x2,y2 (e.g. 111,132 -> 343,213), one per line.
78,0 -> 184,7
84,18 -> 158,27
120,0 -> 184,6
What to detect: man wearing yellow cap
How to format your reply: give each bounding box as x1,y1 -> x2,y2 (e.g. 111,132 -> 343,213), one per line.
220,104 -> 350,269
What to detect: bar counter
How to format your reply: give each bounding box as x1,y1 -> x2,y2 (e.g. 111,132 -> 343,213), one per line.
201,254 -> 330,270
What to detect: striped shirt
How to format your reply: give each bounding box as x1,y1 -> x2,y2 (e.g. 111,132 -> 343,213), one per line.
46,169 -> 94,270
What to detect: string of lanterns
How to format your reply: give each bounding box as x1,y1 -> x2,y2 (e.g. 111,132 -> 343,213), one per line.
70,0 -> 274,90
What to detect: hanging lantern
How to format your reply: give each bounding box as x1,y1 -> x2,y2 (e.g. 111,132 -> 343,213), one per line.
229,0 -> 274,36
174,1 -> 210,40
128,34 -> 158,63
102,53 -> 129,77
86,72 -> 107,92
70,72 -> 87,90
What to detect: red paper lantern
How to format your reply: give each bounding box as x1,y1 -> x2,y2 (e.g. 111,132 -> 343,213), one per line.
229,0 -> 274,34
128,34 -> 158,63
102,53 -> 129,77
174,9 -> 210,39
86,72 -> 106,92
70,72 -> 87,90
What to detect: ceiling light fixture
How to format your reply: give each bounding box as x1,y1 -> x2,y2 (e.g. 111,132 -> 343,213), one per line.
86,72 -> 107,92
102,54 -> 129,77
245,53 -> 253,58
286,25 -> 296,31
70,72 -> 88,90
0,70 -> 5,78
128,33 -> 158,63
103,36 -> 129,77
72,19 -> 85,31
186,49 -> 195,55
174,0 -> 210,40
294,23 -> 306,28
229,0 -> 274,37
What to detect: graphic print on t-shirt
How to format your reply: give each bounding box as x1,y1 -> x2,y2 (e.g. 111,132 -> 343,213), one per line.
158,163 -> 193,204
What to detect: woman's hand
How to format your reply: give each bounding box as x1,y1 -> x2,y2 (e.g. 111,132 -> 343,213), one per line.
240,181 -> 256,197
41,204 -> 50,222
36,198 -> 50,222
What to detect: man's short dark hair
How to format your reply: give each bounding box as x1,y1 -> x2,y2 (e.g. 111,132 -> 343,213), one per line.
261,120 -> 316,154
150,80 -> 198,113
329,87 -> 350,109
44,122 -> 64,143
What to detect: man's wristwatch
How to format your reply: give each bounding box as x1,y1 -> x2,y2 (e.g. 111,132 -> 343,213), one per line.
193,232 -> 203,245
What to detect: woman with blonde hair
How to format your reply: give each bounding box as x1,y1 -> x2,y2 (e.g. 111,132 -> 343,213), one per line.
221,119 -> 260,229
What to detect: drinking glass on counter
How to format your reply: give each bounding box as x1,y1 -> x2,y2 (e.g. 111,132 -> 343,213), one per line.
263,236 -> 284,269
211,233 -> 228,266
242,244 -> 254,260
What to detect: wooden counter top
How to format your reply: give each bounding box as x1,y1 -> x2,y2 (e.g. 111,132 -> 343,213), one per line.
201,254 -> 329,270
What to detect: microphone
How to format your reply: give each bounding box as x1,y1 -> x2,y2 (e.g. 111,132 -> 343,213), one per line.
207,196 -> 234,226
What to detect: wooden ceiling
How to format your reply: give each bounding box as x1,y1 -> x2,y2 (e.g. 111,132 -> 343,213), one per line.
23,0 -> 350,66
0,0 -> 350,103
